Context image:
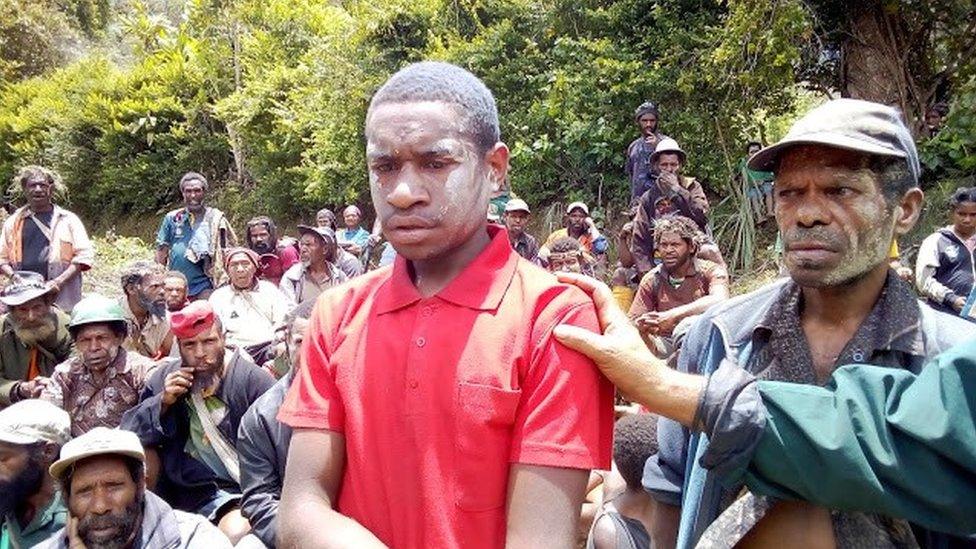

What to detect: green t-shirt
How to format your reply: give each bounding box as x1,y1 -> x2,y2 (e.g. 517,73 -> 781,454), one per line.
185,395 -> 234,483
0,492 -> 66,549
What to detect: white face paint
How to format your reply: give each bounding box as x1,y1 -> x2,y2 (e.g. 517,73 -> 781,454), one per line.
365,101 -> 496,262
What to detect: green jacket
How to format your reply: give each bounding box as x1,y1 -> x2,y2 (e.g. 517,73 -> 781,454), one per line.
0,309 -> 74,406
728,338 -> 976,537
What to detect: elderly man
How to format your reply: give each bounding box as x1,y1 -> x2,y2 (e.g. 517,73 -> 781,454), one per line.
626,102 -> 671,201
0,166 -> 94,312
279,225 -> 347,306
209,247 -> 288,365
311,210 -> 366,279
245,216 -> 299,286
629,216 -> 729,357
237,299 -> 315,548
277,61 -> 612,549
163,271 -> 190,312
120,261 -> 174,359
567,99 -> 973,549
121,301 -> 274,544
0,400 -> 71,548
155,172 -> 236,301
40,427 -> 231,548
631,139 -> 710,275
0,272 -> 74,406
40,295 -> 156,437
338,205 -> 371,257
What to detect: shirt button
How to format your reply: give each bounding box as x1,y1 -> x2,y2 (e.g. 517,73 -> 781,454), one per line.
852,350 -> 865,362
422,306 -> 434,317
409,379 -> 419,389
416,337 -> 426,347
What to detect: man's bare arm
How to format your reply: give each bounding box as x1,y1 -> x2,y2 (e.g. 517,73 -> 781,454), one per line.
505,464 -> 589,549
278,429 -> 387,549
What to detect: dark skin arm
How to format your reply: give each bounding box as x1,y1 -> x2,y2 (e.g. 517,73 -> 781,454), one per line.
505,464 -> 590,549
278,429 -> 387,548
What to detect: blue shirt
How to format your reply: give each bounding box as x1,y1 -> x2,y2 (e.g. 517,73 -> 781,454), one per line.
339,227 -> 370,249
156,209 -> 212,297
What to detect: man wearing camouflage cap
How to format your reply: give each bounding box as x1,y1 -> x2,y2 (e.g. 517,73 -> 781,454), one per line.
0,400 -> 71,548
556,99 -> 973,548
40,295 -> 158,437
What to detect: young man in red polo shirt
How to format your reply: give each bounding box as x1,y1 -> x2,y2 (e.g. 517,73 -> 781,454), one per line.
277,62 -> 614,548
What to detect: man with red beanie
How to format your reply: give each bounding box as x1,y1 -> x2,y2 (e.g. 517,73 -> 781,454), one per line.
277,61 -> 614,549
121,300 -> 274,544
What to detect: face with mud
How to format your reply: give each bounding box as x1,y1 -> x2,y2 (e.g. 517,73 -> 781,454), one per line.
365,101 -> 506,262
774,145 -> 897,288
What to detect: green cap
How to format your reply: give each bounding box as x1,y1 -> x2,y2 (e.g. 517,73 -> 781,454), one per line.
69,294 -> 128,336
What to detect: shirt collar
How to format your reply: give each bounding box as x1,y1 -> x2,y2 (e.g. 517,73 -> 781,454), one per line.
754,270 -> 923,358
376,225 -> 519,314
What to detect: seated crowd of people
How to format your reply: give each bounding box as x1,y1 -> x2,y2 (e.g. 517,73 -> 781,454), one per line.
0,60 -> 974,549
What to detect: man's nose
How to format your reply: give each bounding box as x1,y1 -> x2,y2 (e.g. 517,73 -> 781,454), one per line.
385,168 -> 428,210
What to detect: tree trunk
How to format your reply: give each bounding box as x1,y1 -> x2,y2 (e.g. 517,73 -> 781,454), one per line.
840,2 -> 933,137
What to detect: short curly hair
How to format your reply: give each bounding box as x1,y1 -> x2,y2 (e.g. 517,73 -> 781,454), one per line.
949,186 -> 976,210
652,215 -> 703,249
367,62 -> 500,154
120,260 -> 166,294
614,414 -> 659,490
549,236 -> 582,255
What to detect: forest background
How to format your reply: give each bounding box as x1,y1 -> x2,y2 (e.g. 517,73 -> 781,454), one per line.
1,0 -> 975,283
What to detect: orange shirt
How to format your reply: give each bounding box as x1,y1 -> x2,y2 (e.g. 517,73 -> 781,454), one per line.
279,225 -> 613,548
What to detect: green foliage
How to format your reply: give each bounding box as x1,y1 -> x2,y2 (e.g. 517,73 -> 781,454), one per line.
921,77 -> 976,182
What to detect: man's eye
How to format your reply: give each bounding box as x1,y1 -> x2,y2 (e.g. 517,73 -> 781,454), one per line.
372,163 -> 395,173
426,160 -> 447,170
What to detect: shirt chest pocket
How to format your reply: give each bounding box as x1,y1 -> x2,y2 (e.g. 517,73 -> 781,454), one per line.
455,382 -> 522,512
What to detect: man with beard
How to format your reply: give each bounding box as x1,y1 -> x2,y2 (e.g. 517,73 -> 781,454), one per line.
40,427 -> 231,549
626,102 -> 671,201
0,399 -> 71,548
155,172 -> 236,302
277,61 -> 612,548
236,299 -> 315,548
0,166 -> 94,312
599,99 -> 972,548
119,261 -> 174,360
121,301 -> 273,544
0,272 -> 74,406
279,225 -> 348,306
245,216 -> 299,287
209,248 -> 288,366
628,216 -> 729,357
40,295 -> 156,437
314,210 -> 366,279
163,271 -> 189,313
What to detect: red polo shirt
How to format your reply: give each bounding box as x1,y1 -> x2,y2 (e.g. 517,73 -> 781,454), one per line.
278,225 -> 613,549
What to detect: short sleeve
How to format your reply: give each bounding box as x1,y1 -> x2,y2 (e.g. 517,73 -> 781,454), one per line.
509,299 -> 614,470
156,215 -> 173,248
277,299 -> 345,432
706,263 -> 730,288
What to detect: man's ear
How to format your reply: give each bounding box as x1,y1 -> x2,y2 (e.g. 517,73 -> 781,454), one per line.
893,187 -> 924,236
484,143 -> 510,193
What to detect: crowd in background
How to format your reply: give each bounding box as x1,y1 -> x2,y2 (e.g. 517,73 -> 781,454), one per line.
0,59 -> 974,549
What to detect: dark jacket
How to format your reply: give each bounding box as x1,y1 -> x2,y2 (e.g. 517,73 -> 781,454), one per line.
237,374 -> 293,548
120,349 -> 274,513
923,228 -> 975,314
625,133 -> 670,200
646,275 -> 973,548
630,176 -> 709,273
36,491 -> 232,549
